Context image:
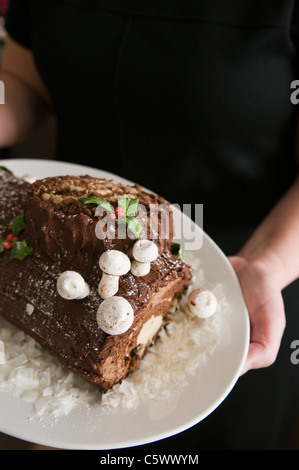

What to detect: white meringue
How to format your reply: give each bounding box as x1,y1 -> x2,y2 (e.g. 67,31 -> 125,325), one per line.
185,288 -> 218,319
98,273 -> 120,299
57,271 -> 90,300
98,250 -> 131,298
130,259 -> 151,277
96,296 -> 134,335
99,250 -> 131,276
131,240 -> 158,277
132,240 -> 158,263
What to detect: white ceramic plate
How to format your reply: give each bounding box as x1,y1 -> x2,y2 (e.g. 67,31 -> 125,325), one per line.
0,159 -> 249,450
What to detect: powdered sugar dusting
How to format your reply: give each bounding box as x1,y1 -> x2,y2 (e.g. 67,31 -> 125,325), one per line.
0,252 -> 230,418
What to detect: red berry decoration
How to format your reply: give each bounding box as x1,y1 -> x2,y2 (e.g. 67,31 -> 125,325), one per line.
6,233 -> 18,243
109,213 -> 117,220
115,207 -> 124,218
3,241 -> 12,250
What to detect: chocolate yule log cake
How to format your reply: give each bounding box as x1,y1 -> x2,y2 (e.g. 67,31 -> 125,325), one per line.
0,168 -> 193,392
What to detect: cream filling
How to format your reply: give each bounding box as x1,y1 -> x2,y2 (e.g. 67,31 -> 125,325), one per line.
41,187 -> 138,204
137,315 -> 163,349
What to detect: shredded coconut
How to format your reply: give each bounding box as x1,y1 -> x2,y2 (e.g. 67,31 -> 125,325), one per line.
26,304 -> 35,316
0,252 -> 230,418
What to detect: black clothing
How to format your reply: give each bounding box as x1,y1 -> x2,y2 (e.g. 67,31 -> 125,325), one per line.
5,0 -> 299,228
4,0 -> 299,450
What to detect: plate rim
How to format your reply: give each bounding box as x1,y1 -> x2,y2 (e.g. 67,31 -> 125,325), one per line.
0,158 -> 250,449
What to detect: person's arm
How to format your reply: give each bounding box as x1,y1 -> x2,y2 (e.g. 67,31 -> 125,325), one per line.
230,174 -> 299,373
0,35 -> 53,146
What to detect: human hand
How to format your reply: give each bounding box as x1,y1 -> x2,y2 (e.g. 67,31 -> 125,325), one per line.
228,255 -> 286,374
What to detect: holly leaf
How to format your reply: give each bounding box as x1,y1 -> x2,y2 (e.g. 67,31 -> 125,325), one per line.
117,197 -> 139,216
126,216 -> 142,239
0,239 -> 6,254
10,239 -> 33,261
126,198 -> 139,216
9,213 -> 25,236
79,196 -> 114,213
171,242 -> 184,260
0,166 -> 13,174
117,197 -> 129,216
117,216 -> 142,239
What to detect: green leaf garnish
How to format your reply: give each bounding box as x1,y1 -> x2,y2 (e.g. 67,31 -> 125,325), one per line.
10,239 -> 33,261
0,166 -> 13,174
126,199 -> 139,216
117,197 -> 139,216
171,242 -> 184,260
117,197 -> 141,237
117,216 -> 142,239
80,195 -> 141,238
79,196 -> 114,213
9,213 -> 25,236
0,239 -> 5,253
117,197 -> 128,215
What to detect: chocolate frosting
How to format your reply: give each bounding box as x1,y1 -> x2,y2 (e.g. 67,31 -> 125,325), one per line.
24,175 -> 174,274
0,169 -> 192,391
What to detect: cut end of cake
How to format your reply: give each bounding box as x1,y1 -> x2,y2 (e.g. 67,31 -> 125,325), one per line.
31,175 -> 165,214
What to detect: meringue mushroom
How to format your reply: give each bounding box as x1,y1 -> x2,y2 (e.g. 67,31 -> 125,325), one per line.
185,288 -> 218,319
131,240 -> 158,277
96,296 -> 134,335
98,249 -> 131,299
98,273 -> 120,299
57,271 -> 90,300
131,259 -> 151,276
